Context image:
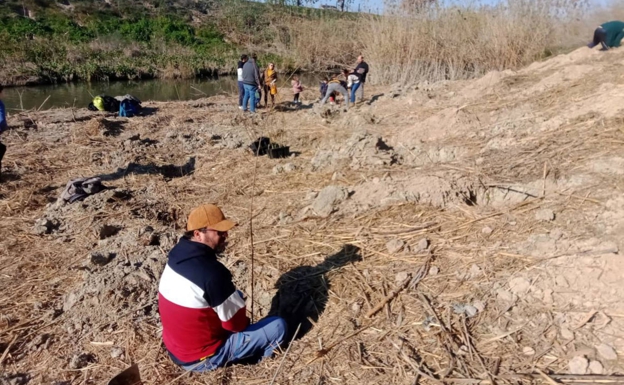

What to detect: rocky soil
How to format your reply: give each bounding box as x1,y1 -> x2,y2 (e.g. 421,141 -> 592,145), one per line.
1,47 -> 624,384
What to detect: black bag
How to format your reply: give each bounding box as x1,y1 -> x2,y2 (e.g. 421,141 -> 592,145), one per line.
101,95 -> 120,113
249,137 -> 271,156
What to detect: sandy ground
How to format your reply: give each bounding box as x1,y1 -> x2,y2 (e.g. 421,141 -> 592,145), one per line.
1,46 -> 624,385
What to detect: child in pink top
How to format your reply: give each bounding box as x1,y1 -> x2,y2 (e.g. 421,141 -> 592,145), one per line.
291,76 -> 304,105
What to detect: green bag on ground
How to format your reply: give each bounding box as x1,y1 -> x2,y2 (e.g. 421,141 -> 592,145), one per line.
93,96 -> 105,111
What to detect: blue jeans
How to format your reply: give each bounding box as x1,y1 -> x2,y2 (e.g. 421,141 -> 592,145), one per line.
242,84 -> 258,113
350,82 -> 361,103
237,81 -> 244,107
182,316 -> 287,372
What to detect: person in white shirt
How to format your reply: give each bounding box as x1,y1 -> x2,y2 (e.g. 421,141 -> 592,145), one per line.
237,55 -> 248,110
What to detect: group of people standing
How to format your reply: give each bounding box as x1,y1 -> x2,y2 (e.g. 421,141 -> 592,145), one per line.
237,54 -> 278,113
236,54 -> 369,112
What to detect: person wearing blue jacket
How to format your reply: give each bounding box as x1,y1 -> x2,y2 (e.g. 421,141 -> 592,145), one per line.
0,85 -> 7,181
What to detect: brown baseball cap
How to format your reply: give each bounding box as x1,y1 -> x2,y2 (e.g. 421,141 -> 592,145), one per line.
186,204 -> 237,232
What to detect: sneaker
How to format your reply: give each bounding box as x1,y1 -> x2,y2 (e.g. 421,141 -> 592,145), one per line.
238,106 -> 243,110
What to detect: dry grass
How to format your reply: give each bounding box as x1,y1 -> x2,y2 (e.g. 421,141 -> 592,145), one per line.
2,47 -> 624,384
272,16 -> 360,71
359,0 -> 591,85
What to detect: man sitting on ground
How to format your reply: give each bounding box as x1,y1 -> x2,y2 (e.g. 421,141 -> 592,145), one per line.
588,21 -> 624,50
158,204 -> 287,372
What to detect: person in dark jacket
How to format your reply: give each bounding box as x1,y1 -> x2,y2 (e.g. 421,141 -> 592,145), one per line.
242,55 -> 263,113
158,204 -> 287,372
351,55 -> 369,102
588,21 -> 624,50
0,85 -> 7,181
237,55 -> 248,110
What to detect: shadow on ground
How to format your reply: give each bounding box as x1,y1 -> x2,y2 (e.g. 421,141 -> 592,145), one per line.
367,94 -> 384,105
98,157 -> 195,181
269,244 -> 362,341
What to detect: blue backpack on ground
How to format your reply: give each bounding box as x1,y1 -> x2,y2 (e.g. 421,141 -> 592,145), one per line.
119,99 -> 137,117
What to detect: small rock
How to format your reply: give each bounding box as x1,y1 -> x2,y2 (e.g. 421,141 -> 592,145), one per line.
482,226 -> 493,235
386,239 -> 405,254
535,208 -> 555,222
272,163 -> 297,174
596,343 -> 618,360
542,289 -> 554,305
452,303 -> 479,317
395,271 -> 410,284
415,238 -> 429,252
69,353 -> 95,369
110,347 -> 125,359
496,289 -> 516,303
509,277 -> 531,295
464,305 -> 478,318
467,264 -> 483,279
311,186 -> 348,217
568,356 -> 588,375
589,360 -> 604,374
351,302 -> 361,313
63,292 -> 80,312
429,266 -> 439,276
523,347 -> 536,356
475,157 -> 484,165
283,163 -> 297,173
472,300 -> 486,313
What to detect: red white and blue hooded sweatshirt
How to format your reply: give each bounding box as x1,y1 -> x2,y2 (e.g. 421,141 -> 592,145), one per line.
158,237 -> 249,364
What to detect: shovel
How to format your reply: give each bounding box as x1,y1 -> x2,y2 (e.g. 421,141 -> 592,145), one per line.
108,364 -> 141,385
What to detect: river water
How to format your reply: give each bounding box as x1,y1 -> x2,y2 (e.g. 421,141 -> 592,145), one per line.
1,74 -> 322,112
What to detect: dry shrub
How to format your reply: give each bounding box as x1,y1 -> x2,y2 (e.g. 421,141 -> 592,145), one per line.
360,0 -> 590,84
272,16 -> 361,71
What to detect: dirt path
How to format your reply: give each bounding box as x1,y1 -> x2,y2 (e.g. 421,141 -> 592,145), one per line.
1,47 -> 623,384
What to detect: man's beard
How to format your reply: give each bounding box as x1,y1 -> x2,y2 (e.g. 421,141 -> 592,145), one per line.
215,240 -> 227,254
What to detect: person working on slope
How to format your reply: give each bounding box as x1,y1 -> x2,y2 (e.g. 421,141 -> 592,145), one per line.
0,85 -> 7,182
320,73 -> 349,109
588,21 -> 624,50
158,204 -> 287,372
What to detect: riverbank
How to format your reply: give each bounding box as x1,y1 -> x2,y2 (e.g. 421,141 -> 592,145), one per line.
0,73 -> 322,111
2,0 -> 613,88
1,46 -> 624,384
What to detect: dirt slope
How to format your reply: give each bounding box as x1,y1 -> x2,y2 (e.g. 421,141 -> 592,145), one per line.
1,47 -> 623,384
